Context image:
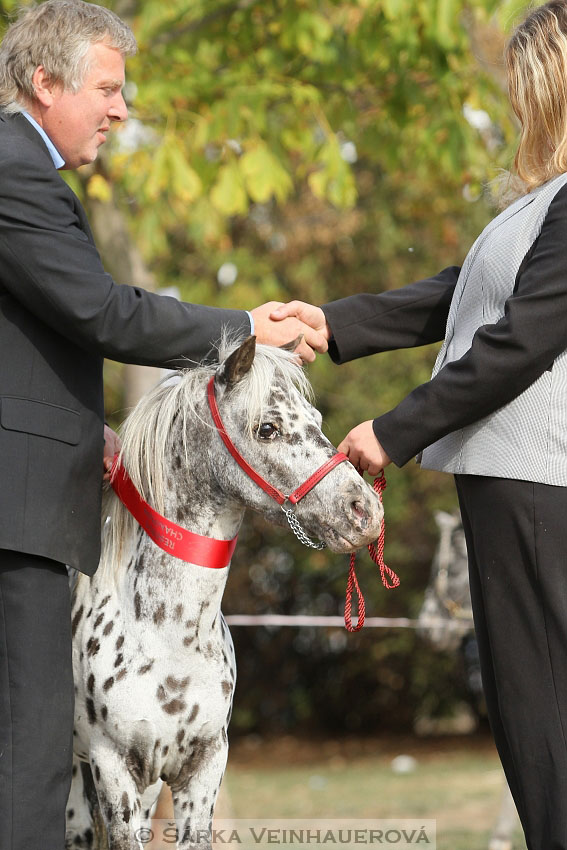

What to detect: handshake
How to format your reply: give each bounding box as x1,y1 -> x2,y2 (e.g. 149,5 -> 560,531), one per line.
250,299 -> 391,476
105,300 -> 391,484
250,300 -> 330,363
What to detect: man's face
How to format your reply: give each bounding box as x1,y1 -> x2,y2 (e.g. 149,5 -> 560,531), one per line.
39,41 -> 128,170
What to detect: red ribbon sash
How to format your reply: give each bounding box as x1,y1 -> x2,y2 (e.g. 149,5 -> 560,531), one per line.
111,461 -> 238,569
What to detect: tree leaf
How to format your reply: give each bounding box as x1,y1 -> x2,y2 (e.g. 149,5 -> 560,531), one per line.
210,161 -> 248,216
86,174 -> 113,203
240,144 -> 293,204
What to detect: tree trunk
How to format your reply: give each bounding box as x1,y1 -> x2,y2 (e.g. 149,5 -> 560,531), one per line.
87,189 -> 162,412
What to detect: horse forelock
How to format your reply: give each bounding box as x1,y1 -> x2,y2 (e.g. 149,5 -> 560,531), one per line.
224,339 -> 313,435
97,334 -> 313,585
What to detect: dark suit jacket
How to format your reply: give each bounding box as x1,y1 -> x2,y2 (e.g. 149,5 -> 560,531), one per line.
0,112 -> 250,575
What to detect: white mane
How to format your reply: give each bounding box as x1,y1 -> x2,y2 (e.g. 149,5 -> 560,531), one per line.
98,335 -> 312,582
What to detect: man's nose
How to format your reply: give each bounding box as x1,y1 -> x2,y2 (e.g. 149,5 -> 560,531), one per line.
109,92 -> 128,122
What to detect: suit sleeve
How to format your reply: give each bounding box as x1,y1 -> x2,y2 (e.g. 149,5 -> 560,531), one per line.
0,146 -> 250,368
372,182 -> 567,467
321,265 -> 460,363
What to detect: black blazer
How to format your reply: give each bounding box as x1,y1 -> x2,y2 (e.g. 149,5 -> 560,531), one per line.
0,112 -> 250,575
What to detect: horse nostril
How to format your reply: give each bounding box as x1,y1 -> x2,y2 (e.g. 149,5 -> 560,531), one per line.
351,500 -> 369,527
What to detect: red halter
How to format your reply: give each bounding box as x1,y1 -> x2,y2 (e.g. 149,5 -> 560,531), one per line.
208,376 -> 400,631
206,376 -> 349,508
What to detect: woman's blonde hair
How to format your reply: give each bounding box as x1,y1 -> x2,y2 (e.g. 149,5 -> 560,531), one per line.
0,0 -> 137,113
506,1 -> 567,193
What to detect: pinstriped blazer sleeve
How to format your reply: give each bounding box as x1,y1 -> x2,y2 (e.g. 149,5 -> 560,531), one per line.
372,182 -> 567,467
0,140 -> 250,368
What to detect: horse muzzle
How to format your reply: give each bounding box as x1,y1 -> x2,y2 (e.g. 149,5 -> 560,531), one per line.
307,480 -> 384,554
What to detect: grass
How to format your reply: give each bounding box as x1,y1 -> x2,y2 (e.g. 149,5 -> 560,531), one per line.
215,734 -> 528,850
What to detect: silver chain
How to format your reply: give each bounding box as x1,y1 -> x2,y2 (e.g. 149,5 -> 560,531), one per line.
282,506 -> 327,550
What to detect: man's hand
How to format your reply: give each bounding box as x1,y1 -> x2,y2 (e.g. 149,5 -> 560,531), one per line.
251,301 -> 329,362
338,421 -> 391,477
269,300 -> 331,343
103,424 -> 121,481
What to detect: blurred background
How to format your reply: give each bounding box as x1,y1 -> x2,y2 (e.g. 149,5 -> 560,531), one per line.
0,1 -> 534,843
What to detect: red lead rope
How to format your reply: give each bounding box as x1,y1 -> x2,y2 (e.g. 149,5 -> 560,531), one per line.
344,471 -> 400,632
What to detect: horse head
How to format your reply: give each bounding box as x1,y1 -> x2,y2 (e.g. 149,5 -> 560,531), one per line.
208,335 -> 383,553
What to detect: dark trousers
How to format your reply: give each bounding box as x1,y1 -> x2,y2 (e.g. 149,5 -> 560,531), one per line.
0,549 -> 74,850
456,475 -> 567,850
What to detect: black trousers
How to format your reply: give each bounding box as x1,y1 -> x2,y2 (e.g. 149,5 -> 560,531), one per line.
456,475 -> 567,850
0,549 -> 74,850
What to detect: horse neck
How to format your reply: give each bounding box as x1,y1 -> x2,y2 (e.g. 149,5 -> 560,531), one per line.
160,422 -> 246,541
122,531 -> 234,634
113,445 -> 245,631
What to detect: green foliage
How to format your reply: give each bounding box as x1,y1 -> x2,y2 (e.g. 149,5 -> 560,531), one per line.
94,0 -> 518,258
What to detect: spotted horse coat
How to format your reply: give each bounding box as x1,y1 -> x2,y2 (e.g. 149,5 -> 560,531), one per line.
66,336 -> 383,850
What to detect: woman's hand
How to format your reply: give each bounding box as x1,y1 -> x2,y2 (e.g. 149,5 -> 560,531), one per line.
338,421 -> 391,476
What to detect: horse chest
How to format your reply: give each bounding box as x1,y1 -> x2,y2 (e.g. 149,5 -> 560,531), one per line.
72,586 -> 235,765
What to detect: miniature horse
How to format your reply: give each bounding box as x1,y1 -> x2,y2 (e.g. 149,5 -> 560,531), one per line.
67,336 -> 383,849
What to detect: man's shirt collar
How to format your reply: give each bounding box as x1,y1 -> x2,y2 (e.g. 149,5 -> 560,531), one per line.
21,111 -> 65,169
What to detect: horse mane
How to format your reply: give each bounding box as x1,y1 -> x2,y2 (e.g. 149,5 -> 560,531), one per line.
96,333 -> 313,584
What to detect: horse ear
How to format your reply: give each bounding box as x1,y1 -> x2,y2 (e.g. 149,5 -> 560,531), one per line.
217,335 -> 256,386
280,334 -> 303,352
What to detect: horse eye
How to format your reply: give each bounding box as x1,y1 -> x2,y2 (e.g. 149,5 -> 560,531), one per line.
257,423 -> 278,440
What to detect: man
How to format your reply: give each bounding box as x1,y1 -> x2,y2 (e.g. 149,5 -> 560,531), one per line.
0,3 -> 327,848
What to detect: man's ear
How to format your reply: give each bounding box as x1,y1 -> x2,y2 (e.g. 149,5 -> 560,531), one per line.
31,65 -> 59,108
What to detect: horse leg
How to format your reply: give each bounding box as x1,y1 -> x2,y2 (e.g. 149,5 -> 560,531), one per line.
171,734 -> 229,850
66,757 -> 108,849
89,744 -> 143,850
66,757 -> 94,849
138,779 -> 165,847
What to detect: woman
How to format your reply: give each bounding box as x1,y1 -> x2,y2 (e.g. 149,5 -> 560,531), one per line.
273,3 -> 567,847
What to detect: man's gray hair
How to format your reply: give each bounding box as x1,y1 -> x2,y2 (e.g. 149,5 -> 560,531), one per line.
0,0 -> 137,113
